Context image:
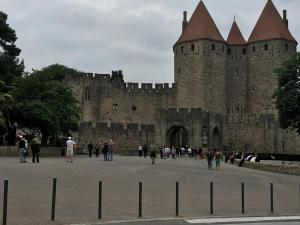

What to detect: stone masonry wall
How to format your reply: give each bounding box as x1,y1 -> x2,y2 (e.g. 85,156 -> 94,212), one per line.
174,39 -> 227,113
247,39 -> 297,116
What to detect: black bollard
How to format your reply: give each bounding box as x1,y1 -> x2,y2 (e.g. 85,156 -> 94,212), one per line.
241,182 -> 245,214
210,182 -> 213,215
2,180 -> 8,225
270,183 -> 274,213
98,181 -> 102,219
176,182 -> 179,216
51,178 -> 57,221
139,182 -> 142,218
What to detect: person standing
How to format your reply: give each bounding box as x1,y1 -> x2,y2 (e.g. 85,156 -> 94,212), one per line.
87,142 -> 93,157
108,140 -> 114,161
143,144 -> 148,158
103,141 -> 110,161
171,147 -> 176,159
138,144 -> 143,157
31,138 -> 40,163
207,151 -> 213,170
95,142 -> 100,157
215,151 -> 222,169
18,136 -> 27,163
66,137 -> 76,163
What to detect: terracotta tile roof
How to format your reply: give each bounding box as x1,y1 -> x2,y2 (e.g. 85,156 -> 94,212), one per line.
175,1 -> 225,45
248,0 -> 296,43
227,21 -> 246,45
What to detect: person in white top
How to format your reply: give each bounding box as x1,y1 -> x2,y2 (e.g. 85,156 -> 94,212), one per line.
66,137 -> 76,163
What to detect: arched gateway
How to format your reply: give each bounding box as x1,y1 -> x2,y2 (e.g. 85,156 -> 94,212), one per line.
212,126 -> 221,149
167,126 -> 188,148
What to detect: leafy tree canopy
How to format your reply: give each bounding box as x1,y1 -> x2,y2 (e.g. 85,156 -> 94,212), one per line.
0,11 -> 24,144
13,64 -> 81,144
274,52 -> 300,134
0,11 -> 24,87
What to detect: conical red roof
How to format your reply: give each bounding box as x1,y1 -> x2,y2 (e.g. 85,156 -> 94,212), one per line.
227,21 -> 246,45
248,0 -> 296,43
175,1 -> 224,45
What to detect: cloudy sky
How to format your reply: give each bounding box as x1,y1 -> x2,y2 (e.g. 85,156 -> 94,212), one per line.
1,0 -> 299,83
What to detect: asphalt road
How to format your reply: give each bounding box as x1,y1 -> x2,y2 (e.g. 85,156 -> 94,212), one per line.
0,156 -> 299,225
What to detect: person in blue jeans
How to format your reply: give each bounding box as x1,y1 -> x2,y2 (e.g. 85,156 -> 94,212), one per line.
207,151 -> 214,170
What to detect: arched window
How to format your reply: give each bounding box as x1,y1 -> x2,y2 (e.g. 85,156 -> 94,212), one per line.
85,87 -> 90,101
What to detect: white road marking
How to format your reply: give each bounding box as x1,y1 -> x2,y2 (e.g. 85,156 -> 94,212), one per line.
186,216 -> 300,224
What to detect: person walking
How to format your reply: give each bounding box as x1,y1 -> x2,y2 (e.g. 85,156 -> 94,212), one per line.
87,142 -> 93,157
31,138 -> 40,163
66,137 -> 76,163
143,144 -> 148,158
18,136 -> 27,163
150,147 -> 157,164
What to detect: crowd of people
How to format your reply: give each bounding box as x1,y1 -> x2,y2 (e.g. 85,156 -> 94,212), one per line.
86,140 -> 114,161
16,136 -> 226,170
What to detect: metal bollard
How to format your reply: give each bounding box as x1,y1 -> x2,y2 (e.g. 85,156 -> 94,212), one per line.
139,182 -> 142,218
176,182 -> 179,216
270,183 -> 274,213
241,182 -> 245,214
98,181 -> 102,219
2,180 -> 8,225
210,182 -> 213,215
51,178 -> 57,221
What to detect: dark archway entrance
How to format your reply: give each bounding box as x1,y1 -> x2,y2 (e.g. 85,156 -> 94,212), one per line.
212,127 -> 221,149
168,126 -> 188,148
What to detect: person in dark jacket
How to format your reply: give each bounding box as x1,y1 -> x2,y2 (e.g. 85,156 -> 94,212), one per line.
150,148 -> 157,164
143,144 -> 148,158
87,142 -> 93,157
31,138 -> 40,163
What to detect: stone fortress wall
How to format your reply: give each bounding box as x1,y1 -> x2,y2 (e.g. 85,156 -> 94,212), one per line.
66,0 -> 300,154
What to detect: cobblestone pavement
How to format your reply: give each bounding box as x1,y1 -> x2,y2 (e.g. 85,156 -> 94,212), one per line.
0,156 -> 299,225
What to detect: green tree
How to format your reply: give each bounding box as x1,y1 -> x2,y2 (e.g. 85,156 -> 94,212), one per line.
13,64 -> 81,144
0,11 -> 24,145
274,52 -> 300,134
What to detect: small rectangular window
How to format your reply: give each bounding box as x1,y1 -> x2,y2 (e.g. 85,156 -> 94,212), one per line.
243,48 -> 247,55
212,44 -> 215,51
132,105 -> 137,111
181,46 -> 184,53
191,44 -> 195,51
264,44 -> 268,51
253,46 -> 256,52
285,44 -> 289,51
227,48 -> 231,55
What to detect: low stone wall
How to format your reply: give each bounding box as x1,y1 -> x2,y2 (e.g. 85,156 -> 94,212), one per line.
0,146 -> 64,157
234,159 -> 300,176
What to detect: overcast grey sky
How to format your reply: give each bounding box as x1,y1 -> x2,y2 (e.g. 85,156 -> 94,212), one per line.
1,0 -> 299,83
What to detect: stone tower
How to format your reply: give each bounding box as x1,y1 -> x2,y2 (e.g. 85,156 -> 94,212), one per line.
226,20 -> 247,119
247,0 -> 297,116
174,1 -> 227,113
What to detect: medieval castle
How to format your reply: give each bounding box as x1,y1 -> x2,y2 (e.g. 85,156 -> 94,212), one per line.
66,0 -> 300,153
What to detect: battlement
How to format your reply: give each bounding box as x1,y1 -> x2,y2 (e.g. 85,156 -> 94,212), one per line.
125,82 -> 176,92
80,121 -> 155,134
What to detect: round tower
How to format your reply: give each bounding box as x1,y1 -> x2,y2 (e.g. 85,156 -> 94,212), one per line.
226,20 -> 248,118
247,0 -> 297,116
174,0 -> 227,113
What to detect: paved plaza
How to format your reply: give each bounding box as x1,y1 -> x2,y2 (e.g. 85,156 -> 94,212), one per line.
0,156 -> 299,225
